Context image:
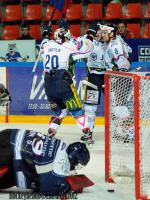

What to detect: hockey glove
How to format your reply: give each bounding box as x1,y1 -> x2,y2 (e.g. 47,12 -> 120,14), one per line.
42,26 -> 52,39
57,18 -> 69,30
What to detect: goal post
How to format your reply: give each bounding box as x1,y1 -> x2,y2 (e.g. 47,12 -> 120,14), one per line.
105,71 -> 150,200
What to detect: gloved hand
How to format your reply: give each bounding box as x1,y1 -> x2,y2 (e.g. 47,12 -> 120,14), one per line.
57,18 -> 69,30
42,26 -> 52,39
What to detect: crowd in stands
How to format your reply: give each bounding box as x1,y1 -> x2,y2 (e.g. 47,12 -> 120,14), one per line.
0,0 -> 149,40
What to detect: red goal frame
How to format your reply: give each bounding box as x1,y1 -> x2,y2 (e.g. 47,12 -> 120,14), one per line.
104,71 -> 150,200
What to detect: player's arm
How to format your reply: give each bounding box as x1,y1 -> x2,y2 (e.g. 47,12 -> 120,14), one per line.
111,42 -> 130,71
38,149 -> 72,195
71,23 -> 99,61
72,38 -> 94,61
39,171 -> 71,195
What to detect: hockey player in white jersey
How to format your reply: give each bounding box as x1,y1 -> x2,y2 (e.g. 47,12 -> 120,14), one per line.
42,27 -> 95,139
101,24 -> 131,72
101,24 -> 133,141
81,23 -> 106,144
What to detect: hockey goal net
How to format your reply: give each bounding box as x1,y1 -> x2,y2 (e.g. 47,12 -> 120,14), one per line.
105,71 -> 150,200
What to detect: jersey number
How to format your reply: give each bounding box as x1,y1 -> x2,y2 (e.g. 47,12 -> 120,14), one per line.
45,55 -> 59,69
32,133 -> 46,156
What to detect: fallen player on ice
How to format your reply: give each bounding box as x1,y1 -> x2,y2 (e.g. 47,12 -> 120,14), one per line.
0,129 -> 94,196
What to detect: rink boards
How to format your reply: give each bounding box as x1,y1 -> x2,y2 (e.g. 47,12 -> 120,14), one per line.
0,66 -> 104,124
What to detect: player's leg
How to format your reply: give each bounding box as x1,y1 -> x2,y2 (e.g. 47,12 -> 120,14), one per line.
81,73 -> 104,144
58,71 -> 90,135
48,101 -> 67,136
64,83 -> 90,132
44,72 -> 67,136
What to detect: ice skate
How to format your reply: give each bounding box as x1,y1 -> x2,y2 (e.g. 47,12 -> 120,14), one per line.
48,128 -> 57,137
81,131 -> 94,145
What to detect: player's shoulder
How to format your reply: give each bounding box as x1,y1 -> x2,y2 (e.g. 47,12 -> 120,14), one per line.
109,38 -> 120,48
42,39 -> 55,47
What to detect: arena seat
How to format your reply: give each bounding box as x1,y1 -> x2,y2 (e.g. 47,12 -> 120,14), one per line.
24,4 -> 42,21
3,25 -> 20,40
29,24 -> 41,40
3,5 -> 22,22
69,24 -> 81,37
144,2 -> 150,18
143,23 -> 150,38
65,4 -> 82,20
104,3 -> 123,20
43,5 -> 63,22
123,3 -> 143,19
127,23 -> 141,38
84,3 -> 102,21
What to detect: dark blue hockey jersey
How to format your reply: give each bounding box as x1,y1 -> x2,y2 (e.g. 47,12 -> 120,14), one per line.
10,129 -> 71,195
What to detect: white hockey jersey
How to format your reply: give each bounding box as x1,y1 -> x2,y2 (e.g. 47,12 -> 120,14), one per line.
42,38 -> 93,73
87,39 -> 105,74
104,36 -> 132,71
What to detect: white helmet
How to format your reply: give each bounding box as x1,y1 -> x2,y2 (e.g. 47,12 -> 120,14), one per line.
54,28 -> 72,41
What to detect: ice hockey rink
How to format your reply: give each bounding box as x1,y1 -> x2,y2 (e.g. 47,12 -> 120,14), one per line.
0,123 -> 135,200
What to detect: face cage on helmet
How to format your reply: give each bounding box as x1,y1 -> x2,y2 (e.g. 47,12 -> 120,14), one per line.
54,28 -> 72,41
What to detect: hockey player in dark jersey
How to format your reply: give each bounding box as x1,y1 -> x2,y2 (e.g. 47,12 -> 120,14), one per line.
0,129 -> 91,195
0,84 -> 11,106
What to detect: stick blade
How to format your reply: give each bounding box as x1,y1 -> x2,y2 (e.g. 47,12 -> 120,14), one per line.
65,174 -> 94,191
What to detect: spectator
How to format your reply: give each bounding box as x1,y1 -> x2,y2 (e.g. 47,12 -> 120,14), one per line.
117,22 -> 135,39
18,24 -> 33,40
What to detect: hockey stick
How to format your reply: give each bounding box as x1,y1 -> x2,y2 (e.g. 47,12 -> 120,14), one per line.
32,0 -> 60,73
131,65 -> 146,72
48,0 -> 60,26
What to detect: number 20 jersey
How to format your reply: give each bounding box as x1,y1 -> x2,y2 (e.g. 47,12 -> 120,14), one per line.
42,38 -> 94,73
42,40 -> 76,73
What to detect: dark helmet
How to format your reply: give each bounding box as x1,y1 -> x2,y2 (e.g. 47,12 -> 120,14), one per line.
66,142 -> 90,170
0,84 -> 6,94
86,21 -> 99,37
42,26 -> 52,39
0,84 -> 11,106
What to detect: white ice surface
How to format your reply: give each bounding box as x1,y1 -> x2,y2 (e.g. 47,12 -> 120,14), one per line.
0,123 -> 135,200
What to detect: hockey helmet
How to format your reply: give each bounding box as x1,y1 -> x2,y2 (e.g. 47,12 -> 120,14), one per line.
86,21 -> 99,37
67,142 -> 90,170
54,28 -> 72,42
42,26 -> 52,39
0,84 -> 11,106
